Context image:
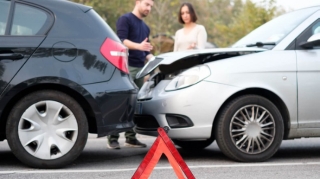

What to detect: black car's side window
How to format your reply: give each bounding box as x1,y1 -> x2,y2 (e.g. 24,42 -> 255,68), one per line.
296,18 -> 320,50
10,3 -> 51,36
0,1 -> 11,35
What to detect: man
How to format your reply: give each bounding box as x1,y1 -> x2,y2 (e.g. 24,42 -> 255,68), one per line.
107,0 -> 154,149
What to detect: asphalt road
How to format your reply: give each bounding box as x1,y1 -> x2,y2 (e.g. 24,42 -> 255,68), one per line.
1,134 -> 320,179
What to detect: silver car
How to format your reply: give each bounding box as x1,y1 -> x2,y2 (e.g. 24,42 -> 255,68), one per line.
134,6 -> 320,162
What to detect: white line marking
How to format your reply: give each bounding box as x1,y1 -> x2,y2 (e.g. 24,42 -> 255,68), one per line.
1,162 -> 319,174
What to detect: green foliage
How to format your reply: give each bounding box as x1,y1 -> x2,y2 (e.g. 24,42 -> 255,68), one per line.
72,0 -> 284,48
79,0 -> 134,30
213,0 -> 280,47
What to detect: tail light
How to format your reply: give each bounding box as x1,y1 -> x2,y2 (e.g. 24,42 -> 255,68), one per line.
100,38 -> 129,74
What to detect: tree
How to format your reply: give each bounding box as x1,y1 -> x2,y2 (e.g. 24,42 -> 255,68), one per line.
213,0 -> 280,47
73,0 -> 133,31
72,0 -> 284,48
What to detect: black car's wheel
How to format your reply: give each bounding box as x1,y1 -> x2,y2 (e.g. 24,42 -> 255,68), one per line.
173,138 -> 214,150
6,90 -> 88,169
215,95 -> 283,162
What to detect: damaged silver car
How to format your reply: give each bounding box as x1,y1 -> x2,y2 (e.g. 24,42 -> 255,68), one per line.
134,6 -> 320,162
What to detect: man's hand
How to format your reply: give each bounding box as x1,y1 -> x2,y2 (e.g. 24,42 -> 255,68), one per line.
138,38 -> 153,51
145,54 -> 154,63
123,38 -> 153,51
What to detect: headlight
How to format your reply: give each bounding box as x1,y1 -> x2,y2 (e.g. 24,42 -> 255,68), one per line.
137,81 -> 154,100
165,65 -> 211,91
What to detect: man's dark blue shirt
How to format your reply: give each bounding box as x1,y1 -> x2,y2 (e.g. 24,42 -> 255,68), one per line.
116,13 -> 150,68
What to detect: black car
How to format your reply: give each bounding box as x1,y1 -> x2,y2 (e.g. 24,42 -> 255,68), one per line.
0,0 -> 138,168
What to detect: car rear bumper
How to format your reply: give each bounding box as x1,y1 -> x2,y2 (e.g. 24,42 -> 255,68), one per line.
82,70 -> 139,137
96,89 -> 138,137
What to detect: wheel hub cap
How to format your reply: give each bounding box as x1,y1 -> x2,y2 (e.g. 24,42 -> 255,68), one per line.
246,122 -> 262,138
230,105 -> 276,154
18,101 -> 78,160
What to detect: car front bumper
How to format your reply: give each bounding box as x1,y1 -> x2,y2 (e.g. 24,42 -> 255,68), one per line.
134,80 -> 240,139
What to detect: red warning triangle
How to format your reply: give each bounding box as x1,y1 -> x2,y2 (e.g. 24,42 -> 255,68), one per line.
132,127 -> 195,179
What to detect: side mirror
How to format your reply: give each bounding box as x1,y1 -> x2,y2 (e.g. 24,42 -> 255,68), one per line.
299,33 -> 320,49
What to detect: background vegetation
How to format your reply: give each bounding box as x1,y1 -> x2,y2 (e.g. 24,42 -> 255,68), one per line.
73,0 -> 285,53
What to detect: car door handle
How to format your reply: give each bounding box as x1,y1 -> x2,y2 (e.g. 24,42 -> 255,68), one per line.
0,53 -> 24,60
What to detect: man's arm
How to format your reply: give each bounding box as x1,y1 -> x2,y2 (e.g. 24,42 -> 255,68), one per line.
116,16 -> 150,51
123,38 -> 153,51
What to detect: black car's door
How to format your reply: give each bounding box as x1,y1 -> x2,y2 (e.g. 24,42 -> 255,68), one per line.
0,0 -> 53,94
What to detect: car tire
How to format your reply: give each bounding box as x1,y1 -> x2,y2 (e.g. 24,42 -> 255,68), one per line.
215,95 -> 283,162
6,90 -> 88,169
172,138 -> 214,150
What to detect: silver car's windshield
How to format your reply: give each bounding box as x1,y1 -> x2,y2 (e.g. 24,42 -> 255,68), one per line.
232,7 -> 320,49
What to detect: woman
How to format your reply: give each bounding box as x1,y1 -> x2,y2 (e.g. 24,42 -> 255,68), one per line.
174,3 -> 207,52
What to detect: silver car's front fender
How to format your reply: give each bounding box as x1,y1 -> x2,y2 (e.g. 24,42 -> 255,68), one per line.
205,50 -> 298,129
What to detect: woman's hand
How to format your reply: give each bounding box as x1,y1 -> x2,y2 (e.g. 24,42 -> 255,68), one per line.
187,42 -> 197,50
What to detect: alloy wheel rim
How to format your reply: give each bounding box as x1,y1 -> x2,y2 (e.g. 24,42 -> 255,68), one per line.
230,105 -> 275,154
18,101 -> 78,160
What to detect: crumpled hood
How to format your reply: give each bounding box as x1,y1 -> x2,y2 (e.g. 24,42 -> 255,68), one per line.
136,47 -> 266,79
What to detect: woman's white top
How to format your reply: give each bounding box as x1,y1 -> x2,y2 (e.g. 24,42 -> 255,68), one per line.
174,24 -> 207,52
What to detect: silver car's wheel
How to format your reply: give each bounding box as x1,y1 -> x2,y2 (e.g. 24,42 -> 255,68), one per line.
6,90 -> 88,169
230,105 -> 275,154
18,101 -> 78,160
215,95 -> 283,162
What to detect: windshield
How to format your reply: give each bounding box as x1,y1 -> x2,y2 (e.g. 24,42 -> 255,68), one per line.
232,7 -> 320,49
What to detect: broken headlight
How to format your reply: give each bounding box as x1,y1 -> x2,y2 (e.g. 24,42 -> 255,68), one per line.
137,81 -> 155,100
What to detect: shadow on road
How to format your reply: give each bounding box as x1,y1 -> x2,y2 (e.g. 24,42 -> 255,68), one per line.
1,138 -> 320,169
